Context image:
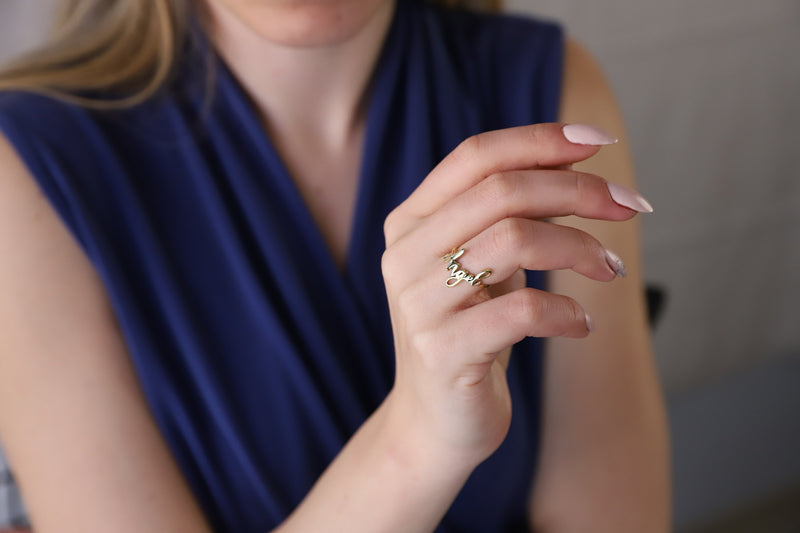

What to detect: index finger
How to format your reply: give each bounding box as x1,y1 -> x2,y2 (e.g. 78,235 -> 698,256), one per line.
393,123 -> 617,224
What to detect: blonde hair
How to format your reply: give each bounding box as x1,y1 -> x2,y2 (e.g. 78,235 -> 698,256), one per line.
0,0 -> 499,109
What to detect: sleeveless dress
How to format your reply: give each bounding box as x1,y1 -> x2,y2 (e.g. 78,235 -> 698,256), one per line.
0,1 -> 563,531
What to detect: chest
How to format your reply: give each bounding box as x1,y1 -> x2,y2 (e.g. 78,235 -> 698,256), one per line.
273,127 -> 365,270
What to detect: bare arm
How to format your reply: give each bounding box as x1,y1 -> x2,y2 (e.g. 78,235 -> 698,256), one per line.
0,131 -> 465,532
0,135 -> 213,533
528,39 -> 671,532
0,127 -> 489,533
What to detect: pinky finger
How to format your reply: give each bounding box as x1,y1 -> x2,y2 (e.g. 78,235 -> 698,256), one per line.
449,287 -> 591,360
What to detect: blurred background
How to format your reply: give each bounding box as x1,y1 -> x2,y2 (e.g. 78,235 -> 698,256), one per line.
1,0 -> 799,531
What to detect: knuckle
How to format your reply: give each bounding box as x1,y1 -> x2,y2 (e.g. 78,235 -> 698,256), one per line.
511,288 -> 544,326
577,229 -> 601,257
409,329 -> 433,354
537,294 -> 583,337
449,132 -> 492,170
510,290 -> 585,337
395,285 -> 419,316
575,172 -> 610,207
409,330 -> 446,368
479,172 -> 518,205
381,247 -> 400,279
571,171 -> 585,200
564,296 -> 584,325
492,217 -> 527,253
456,133 -> 483,160
383,207 -> 401,243
556,296 -> 586,337
565,171 -> 586,215
525,124 -> 547,146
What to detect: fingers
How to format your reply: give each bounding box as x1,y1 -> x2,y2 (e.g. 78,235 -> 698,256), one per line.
393,168 -> 642,257
387,123 -> 613,242
387,218 -> 618,322
383,124 -> 638,374
466,218 -> 618,283
467,287 -> 592,344
415,288 -> 590,372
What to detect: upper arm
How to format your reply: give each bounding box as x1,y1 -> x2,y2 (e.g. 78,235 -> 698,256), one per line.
527,39 -> 671,532
0,133 -> 211,533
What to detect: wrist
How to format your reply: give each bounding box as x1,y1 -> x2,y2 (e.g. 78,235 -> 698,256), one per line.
377,388 -> 481,484
279,390 -> 477,533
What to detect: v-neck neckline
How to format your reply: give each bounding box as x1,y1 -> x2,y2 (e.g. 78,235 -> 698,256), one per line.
210,2 -> 401,283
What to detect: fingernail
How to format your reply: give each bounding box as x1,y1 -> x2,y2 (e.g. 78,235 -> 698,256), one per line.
585,313 -> 594,333
604,249 -> 627,278
607,182 -> 654,213
562,124 -> 618,146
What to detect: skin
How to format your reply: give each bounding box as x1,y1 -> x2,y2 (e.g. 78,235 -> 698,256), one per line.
0,0 -> 670,531
529,40 -> 670,532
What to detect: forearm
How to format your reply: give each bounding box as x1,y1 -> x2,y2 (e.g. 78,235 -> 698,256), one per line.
529,343 -> 671,533
530,251 -> 670,533
530,262 -> 670,533
526,36 -> 671,533
276,391 -> 476,533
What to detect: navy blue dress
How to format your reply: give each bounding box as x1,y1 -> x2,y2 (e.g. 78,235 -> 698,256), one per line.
0,1 -> 563,531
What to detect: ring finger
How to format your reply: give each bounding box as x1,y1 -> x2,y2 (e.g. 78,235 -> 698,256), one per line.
402,218 -> 622,319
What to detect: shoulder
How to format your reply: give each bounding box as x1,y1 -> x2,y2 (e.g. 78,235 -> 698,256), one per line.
0,92 -> 103,245
0,89 -> 159,143
0,128 -> 92,301
0,90 -> 114,179
0,91 -> 76,161
0,89 -> 70,116
0,125 -> 45,210
0,88 -> 186,156
0,90 -> 182,257
0,90 -> 95,142
406,3 -> 566,126
0,88 -> 186,201
421,3 -> 564,73
420,2 -> 562,44
0,129 -> 213,533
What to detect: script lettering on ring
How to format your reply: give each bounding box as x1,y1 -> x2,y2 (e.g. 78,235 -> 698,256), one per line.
443,248 -> 492,287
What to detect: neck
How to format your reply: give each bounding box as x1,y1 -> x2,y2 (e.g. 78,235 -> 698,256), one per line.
204,0 -> 395,152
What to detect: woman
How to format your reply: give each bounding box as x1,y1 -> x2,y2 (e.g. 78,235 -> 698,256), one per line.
0,0 -> 669,531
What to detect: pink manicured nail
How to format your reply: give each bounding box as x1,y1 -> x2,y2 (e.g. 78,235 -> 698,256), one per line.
607,182 -> 654,213
562,124 -> 618,146
604,249 -> 627,278
585,313 -> 595,333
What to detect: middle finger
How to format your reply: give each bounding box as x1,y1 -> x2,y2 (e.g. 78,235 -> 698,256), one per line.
393,169 -> 641,274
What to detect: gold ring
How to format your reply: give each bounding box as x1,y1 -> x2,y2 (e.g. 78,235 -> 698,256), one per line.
443,248 -> 492,288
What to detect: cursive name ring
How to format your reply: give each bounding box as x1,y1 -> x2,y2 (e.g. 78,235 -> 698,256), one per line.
442,248 -> 493,288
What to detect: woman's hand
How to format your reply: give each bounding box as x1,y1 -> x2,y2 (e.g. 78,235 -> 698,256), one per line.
380,122 -> 651,466
281,123 -> 655,533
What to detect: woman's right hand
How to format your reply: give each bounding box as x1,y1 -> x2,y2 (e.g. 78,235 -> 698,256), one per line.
378,122 -> 651,468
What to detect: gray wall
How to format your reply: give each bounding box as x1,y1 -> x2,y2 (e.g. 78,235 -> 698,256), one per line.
506,0 -> 800,394
0,2 -> 53,63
